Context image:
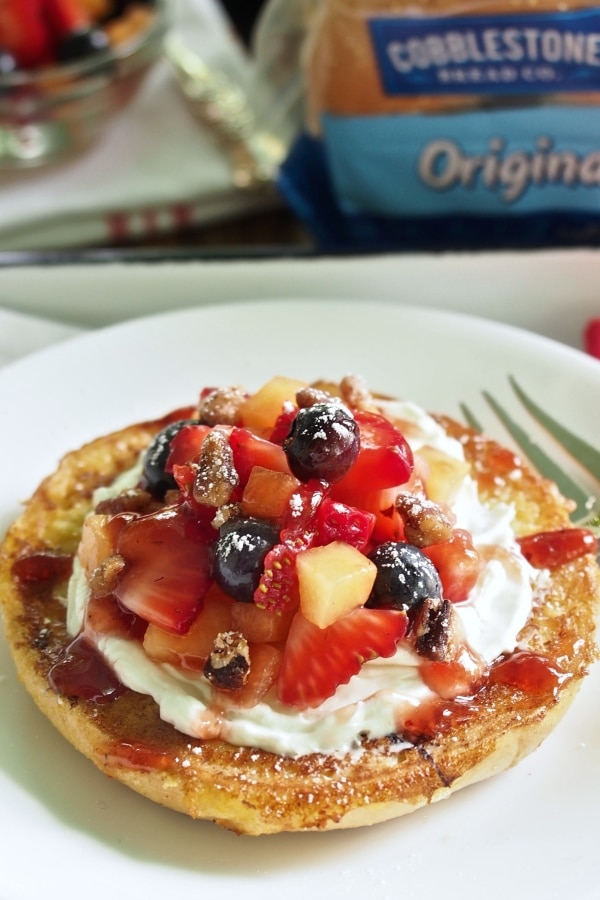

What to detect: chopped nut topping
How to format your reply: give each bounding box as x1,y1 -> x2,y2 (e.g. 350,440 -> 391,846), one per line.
296,386 -> 335,408
89,553 -> 126,598
413,596 -> 456,661
395,493 -> 455,547
340,374 -> 373,410
211,502 -> 242,530
203,631 -> 250,691
95,488 -> 158,516
198,386 -> 247,426
193,429 -> 239,507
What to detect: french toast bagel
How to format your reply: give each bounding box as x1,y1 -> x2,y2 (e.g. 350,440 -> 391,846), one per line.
0,379 -> 598,836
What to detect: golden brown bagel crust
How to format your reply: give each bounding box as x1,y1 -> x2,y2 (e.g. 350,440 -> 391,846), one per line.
0,409 -> 598,835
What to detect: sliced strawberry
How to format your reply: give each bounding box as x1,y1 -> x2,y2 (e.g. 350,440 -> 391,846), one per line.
252,484 -> 328,613
331,411 -> 414,504
314,497 -> 375,551
423,529 -> 484,603
143,586 -> 234,669
254,542 -> 302,613
114,503 -> 214,634
269,405 -> 297,444
165,424 -> 211,472
278,607 -> 408,709
229,427 -> 290,485
85,594 -> 146,642
328,484 -> 405,546
166,424 -> 212,496
420,645 -> 485,700
279,480 -> 327,543
370,501 -> 405,544
171,463 -> 195,496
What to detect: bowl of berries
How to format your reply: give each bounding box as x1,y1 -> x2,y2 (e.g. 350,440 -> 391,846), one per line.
0,0 -> 168,167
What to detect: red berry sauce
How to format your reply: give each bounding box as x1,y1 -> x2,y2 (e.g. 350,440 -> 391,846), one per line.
103,740 -> 175,773
488,650 -> 569,696
518,528 -> 598,569
12,551 -> 73,584
400,649 -> 567,743
48,634 -> 126,704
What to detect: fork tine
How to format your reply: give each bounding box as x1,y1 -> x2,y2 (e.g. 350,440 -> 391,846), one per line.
509,377 -> 600,483
481,391 -> 594,521
459,403 -> 483,431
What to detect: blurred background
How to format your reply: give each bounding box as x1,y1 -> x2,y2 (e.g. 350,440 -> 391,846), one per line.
4,0 -> 600,256
0,0 -> 310,254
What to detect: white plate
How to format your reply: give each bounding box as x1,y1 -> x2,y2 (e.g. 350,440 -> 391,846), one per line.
0,300 -> 598,900
2,247 -> 600,351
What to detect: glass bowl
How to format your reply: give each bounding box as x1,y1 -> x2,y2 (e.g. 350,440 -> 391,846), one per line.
0,0 -> 169,168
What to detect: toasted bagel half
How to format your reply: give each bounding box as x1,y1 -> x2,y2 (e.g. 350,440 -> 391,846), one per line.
0,404 -> 598,836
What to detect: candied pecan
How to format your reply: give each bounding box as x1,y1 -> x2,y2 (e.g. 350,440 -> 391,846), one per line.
89,554 -> 126,598
413,596 -> 456,661
95,488 -> 158,516
193,429 -> 239,507
395,493 -> 455,548
211,502 -> 242,530
296,386 -> 335,408
198,386 -> 247,426
203,631 -> 250,691
340,374 -> 373,410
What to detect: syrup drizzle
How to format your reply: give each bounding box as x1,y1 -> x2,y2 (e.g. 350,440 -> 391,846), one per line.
103,740 -> 174,772
488,650 -> 570,696
400,650 -> 566,742
12,551 -> 73,584
48,635 -> 126,704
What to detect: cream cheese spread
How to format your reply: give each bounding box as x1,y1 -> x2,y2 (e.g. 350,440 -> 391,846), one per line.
66,401 -> 536,758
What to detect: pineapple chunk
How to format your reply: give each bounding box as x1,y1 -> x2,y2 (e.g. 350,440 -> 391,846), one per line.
240,375 -> 307,433
231,601 -> 297,643
78,514 -> 112,578
241,466 -> 300,520
143,588 -> 234,670
297,542 -> 377,629
418,445 -> 470,505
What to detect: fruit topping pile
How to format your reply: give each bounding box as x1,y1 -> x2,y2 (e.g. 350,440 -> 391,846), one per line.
0,0 -> 157,72
69,375 -> 596,717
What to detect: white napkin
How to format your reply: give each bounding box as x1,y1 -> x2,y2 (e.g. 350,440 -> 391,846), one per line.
0,0 -> 277,251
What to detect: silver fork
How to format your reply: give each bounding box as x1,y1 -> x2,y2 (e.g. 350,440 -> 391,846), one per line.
460,376 -> 600,532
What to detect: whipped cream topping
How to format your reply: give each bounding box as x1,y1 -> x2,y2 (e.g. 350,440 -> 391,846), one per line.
66,400 -> 537,758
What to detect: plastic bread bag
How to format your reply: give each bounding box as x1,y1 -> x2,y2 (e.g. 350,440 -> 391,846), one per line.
265,0 -> 600,251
